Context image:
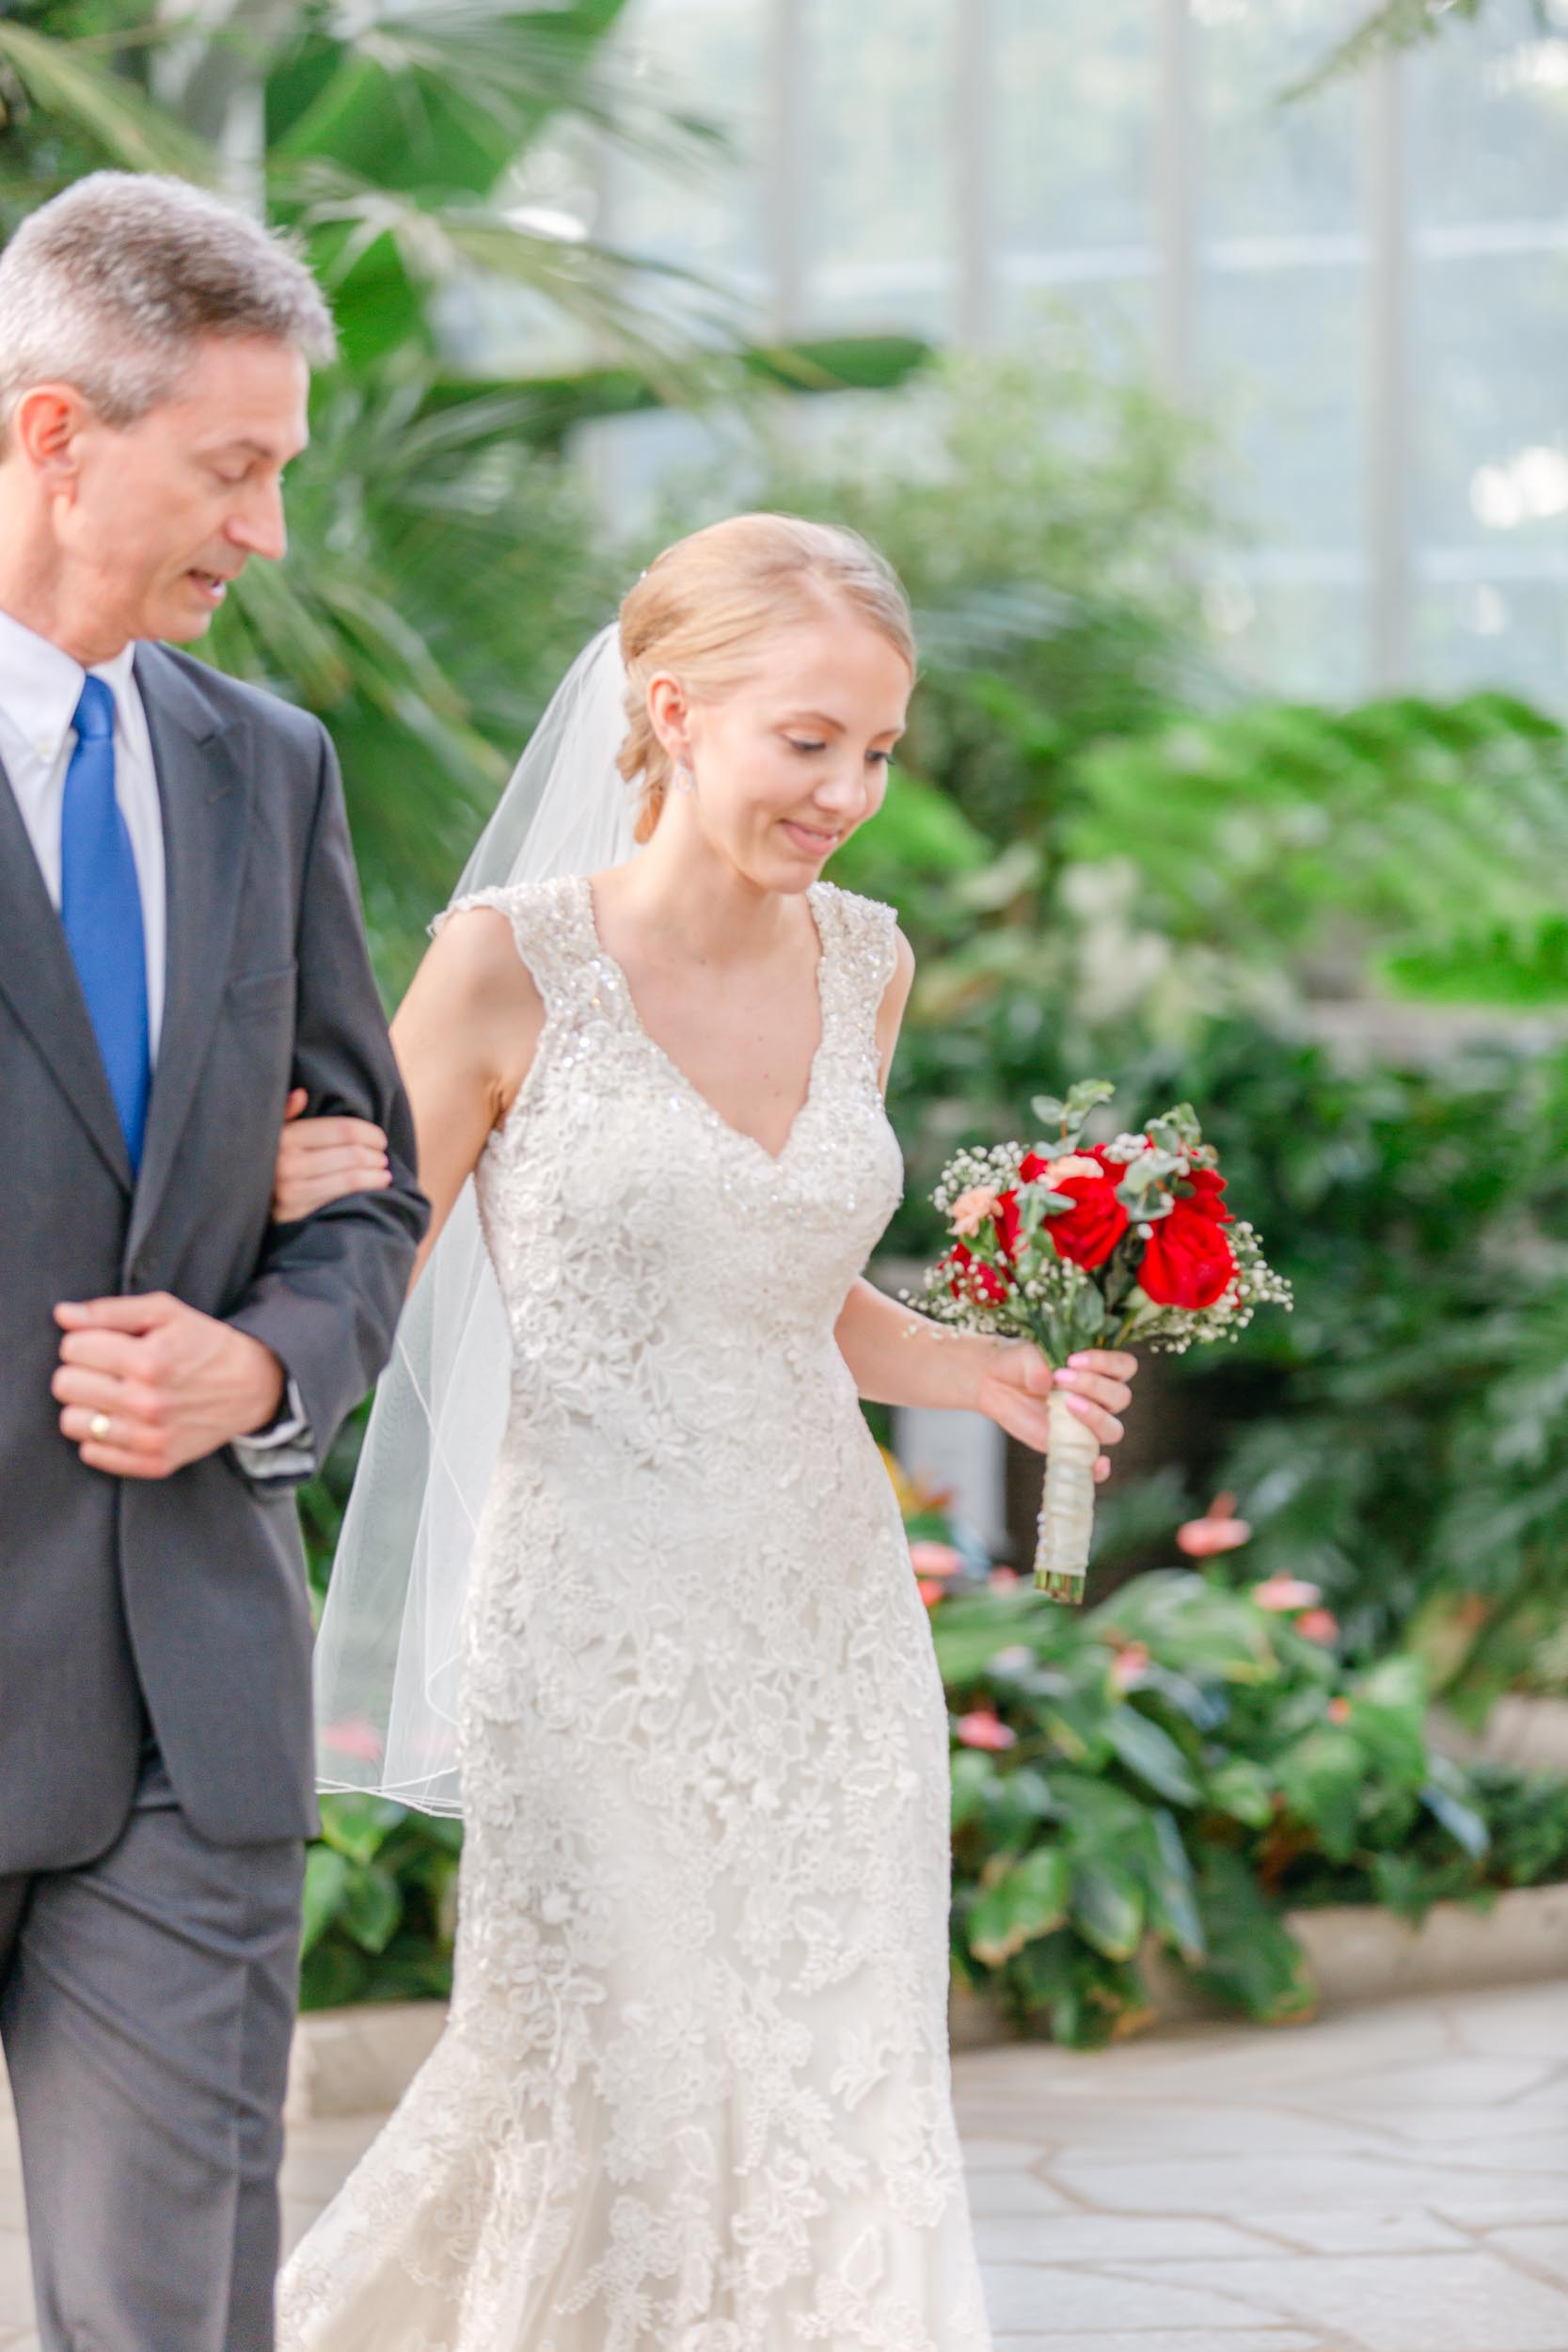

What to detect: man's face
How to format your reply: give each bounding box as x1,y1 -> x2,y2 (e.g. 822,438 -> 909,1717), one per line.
57,334 -> 309,646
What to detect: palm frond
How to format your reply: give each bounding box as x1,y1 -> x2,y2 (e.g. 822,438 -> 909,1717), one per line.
279,167 -> 740,389
0,17 -> 215,183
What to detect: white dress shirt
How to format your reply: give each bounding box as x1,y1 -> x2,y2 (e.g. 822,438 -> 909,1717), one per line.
0,605 -> 166,1053
0,605 -> 310,1475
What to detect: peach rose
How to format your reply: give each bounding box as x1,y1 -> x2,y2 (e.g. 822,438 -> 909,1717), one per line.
949,1185 -> 1003,1238
1042,1153 -> 1104,1184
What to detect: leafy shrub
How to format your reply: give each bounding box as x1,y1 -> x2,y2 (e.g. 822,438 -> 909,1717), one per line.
301,1795 -> 462,2012
936,1569 -> 1568,2049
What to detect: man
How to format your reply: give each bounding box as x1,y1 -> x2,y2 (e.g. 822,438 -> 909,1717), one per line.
0,172 -> 427,2350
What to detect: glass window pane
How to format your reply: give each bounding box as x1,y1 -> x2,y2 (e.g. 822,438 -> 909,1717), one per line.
1413,580 -> 1568,708
799,0 -> 958,337
1409,9 -> 1568,228
995,0 -> 1154,258
1197,0 -> 1366,242
608,0 -> 772,294
1215,576 -> 1369,703
1198,261 -> 1366,567
1406,16 -> 1568,701
992,0 -> 1155,342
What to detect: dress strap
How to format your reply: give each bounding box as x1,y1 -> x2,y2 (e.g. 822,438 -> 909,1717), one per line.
810,881 -> 899,1064
430,875 -> 598,1017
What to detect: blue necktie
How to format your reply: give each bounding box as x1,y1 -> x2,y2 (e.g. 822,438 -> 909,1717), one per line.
59,675 -> 151,1172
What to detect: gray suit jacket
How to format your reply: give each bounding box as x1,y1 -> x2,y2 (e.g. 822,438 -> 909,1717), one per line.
0,643 -> 427,1874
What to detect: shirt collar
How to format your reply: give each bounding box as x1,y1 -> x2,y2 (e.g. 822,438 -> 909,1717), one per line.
0,606 -> 140,765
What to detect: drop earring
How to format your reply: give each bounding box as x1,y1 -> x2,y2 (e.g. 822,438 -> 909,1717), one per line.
673,761 -> 694,795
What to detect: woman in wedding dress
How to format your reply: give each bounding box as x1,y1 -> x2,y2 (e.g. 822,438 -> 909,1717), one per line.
273,515 -> 1137,2352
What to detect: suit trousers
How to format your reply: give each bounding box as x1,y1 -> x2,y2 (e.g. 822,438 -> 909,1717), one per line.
0,1743 -> 304,2352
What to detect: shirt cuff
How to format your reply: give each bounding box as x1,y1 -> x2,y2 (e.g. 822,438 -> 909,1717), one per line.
230,1375 -> 316,1482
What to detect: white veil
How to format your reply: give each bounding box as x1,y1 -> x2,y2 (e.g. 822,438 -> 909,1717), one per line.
311,623 -> 636,1815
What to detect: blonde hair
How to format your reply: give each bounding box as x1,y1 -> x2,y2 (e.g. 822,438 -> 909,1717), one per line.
616,513 -> 916,845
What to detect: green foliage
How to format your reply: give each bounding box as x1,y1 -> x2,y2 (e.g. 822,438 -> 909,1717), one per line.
1288,0 -> 1549,102
940,1571 -> 1568,2048
300,1792 -> 463,2010
1064,693 -> 1568,1008
1159,1025 -> 1568,1696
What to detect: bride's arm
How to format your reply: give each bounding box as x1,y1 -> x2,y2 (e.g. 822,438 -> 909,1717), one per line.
272,908 -> 543,1290
832,925 -> 1136,1471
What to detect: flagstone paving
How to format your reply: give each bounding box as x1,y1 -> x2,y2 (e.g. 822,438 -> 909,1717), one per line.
0,1979 -> 1564,2347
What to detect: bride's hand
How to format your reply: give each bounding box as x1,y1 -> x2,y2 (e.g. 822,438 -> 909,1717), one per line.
272,1088 -> 391,1223
974,1343 -> 1138,1484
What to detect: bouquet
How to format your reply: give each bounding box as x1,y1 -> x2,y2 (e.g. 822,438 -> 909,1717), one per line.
912,1081 -> 1291,1604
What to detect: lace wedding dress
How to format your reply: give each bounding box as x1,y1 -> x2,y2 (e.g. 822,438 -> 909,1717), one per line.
277,873 -> 992,2352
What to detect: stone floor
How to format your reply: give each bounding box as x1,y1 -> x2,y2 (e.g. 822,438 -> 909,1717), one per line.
1,1980 -> 1565,2349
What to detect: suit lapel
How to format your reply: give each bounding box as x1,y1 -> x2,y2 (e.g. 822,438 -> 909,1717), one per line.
129,645 -> 250,1259
0,747 -> 133,1192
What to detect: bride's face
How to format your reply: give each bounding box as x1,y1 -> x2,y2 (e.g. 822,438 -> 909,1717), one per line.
656,611 -> 911,891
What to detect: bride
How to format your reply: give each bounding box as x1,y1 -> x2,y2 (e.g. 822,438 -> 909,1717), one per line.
271,513 -> 1137,2351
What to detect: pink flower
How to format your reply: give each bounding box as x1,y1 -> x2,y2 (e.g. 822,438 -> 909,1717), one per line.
917,1579 -> 947,1611
949,1184 -> 1003,1238
1327,1695 -> 1352,1724
909,1540 -> 963,1581
955,1708 -> 1017,1752
1108,1641 -> 1152,1692
1298,1609 -> 1340,1645
1253,1575 -> 1323,1613
988,1566 -> 1021,1591
1177,1491 -> 1252,1558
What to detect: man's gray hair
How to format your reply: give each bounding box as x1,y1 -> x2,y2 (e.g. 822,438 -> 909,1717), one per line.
0,171 -> 337,440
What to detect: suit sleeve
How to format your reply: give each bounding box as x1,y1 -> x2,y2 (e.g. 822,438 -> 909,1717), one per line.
224,723 -> 429,1483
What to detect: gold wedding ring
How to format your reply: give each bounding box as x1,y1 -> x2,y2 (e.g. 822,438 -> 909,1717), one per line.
89,1412 -> 113,1444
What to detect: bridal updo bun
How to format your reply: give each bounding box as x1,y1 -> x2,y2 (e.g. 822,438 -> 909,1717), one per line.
616,513 -> 916,845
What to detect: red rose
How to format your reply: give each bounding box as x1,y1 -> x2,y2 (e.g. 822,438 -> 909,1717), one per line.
1139,1168 -> 1235,1310
1003,1148 -> 1129,1272
1044,1150 -> 1130,1272
943,1242 -> 1012,1305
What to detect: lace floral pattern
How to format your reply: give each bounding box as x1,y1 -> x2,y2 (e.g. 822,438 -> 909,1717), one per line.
277,875 -> 992,2352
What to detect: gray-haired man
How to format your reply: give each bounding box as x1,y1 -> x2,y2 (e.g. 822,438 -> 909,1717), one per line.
0,174 -> 427,2349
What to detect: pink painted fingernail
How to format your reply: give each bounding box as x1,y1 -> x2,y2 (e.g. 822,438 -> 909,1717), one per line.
1054,1369 -> 1079,1388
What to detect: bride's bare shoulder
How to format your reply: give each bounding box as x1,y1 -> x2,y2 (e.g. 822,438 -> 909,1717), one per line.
397,897 -> 546,1100
429,898 -> 540,992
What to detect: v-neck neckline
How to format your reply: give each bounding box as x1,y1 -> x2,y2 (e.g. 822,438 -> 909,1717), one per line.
578,873 -> 832,1168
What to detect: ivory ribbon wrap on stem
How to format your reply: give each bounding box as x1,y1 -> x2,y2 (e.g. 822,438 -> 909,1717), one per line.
1034,1389 -> 1100,1602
